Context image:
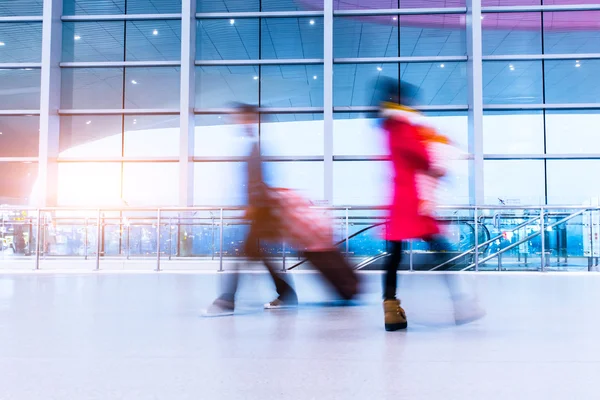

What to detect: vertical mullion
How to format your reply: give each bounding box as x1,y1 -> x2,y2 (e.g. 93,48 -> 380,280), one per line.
38,0 -> 63,207
540,2 -> 548,205
179,0 -> 197,206
466,0 -> 484,205
323,0 -> 333,204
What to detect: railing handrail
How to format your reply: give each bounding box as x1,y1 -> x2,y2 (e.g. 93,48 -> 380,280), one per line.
1,204 -> 599,212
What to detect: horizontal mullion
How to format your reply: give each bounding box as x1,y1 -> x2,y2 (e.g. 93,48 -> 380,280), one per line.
195,107 -> 324,114
482,4 -> 600,13
334,7 -> 466,16
196,11 -> 324,19
57,157 -> 179,163
0,157 -> 38,163
485,154 -> 600,160
483,54 -> 600,61
334,105 -> 468,112
484,104 -> 600,111
334,155 -> 389,162
195,59 -> 324,66
60,61 -> 181,68
193,156 -> 323,162
0,16 -> 43,22
0,63 -> 42,69
0,110 -> 40,116
61,14 -> 182,22
334,56 -> 467,64
59,109 -> 180,116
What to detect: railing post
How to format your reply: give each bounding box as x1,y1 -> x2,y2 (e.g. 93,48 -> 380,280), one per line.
282,241 -> 287,272
84,217 -> 88,260
168,218 -> 172,261
345,207 -> 349,256
35,209 -> 41,270
474,206 -> 479,271
219,208 -> 224,272
156,209 -> 162,272
540,207 -> 545,272
408,240 -> 414,271
95,209 -> 101,271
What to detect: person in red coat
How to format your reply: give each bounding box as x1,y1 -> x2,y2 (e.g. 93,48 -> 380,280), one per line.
377,79 -> 485,331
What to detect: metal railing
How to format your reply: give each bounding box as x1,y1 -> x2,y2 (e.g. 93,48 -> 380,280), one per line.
0,204 -> 598,272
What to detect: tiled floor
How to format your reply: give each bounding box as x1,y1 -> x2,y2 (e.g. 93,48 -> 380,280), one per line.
1,271 -> 599,399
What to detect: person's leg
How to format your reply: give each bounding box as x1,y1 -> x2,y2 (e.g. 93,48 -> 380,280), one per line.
383,241 -> 403,300
304,250 -> 358,300
262,256 -> 298,308
382,241 -> 407,331
426,235 -> 486,325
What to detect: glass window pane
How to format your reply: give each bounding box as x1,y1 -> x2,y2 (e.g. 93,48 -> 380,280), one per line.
261,65 -> 324,107
545,60 -> 600,104
263,0 -> 323,11
196,66 -> 259,108
126,20 -> 181,61
334,0 -> 466,8
482,0 -> 539,4
334,112 -> 384,156
62,22 -> 124,62
194,162 -> 247,206
261,114 -> 324,156
0,69 -> 41,110
334,161 -> 391,205
0,117 -> 39,157
483,111 -> 544,154
63,21 -> 181,62
545,110 -> 600,154
264,161 -> 324,201
261,18 -> 324,59
59,116 -> 122,157
0,1 -> 43,16
334,17 -> 398,58
482,13 -> 541,55
64,0 -> 181,15
544,11 -> 600,54
0,162 -> 38,204
547,160 -> 600,204
423,111 -> 469,153
194,114 -> 256,157
483,61 -> 542,104
124,67 -> 180,109
334,62 -> 467,107
399,14 -> 466,57
0,23 -> 42,63
197,19 -> 258,60
61,68 -> 123,109
484,160 -> 545,205
198,0 -> 259,13
122,163 -> 179,206
124,115 -> 179,157
57,163 -> 122,206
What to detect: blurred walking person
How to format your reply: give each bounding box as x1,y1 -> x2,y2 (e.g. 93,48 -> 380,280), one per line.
204,104 -> 297,316
376,78 -> 485,331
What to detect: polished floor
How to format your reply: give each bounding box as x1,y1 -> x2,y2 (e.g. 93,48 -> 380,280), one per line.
1,271 -> 599,399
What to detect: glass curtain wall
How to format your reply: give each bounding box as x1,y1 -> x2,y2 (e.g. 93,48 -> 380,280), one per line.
4,0 -> 600,208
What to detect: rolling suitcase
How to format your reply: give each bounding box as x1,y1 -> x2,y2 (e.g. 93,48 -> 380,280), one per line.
269,188 -> 359,300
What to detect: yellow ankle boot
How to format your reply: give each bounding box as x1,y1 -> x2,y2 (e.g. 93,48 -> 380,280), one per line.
383,299 -> 407,331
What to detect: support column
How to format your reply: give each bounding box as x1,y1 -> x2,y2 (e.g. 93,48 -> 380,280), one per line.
38,0 -> 63,207
179,0 -> 196,207
466,0 -> 484,205
323,0 -> 334,205
179,0 -> 197,257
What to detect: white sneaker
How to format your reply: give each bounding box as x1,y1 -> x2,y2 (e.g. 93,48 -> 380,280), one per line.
264,297 -> 298,310
453,299 -> 486,325
201,299 -> 235,317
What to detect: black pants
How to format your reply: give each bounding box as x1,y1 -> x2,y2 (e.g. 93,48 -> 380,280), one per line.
383,237 -> 458,300
218,217 -> 296,304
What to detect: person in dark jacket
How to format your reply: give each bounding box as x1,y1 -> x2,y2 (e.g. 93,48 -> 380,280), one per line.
204,104 -> 297,316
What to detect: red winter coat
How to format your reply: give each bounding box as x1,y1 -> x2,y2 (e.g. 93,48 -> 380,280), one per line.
383,110 -> 441,241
